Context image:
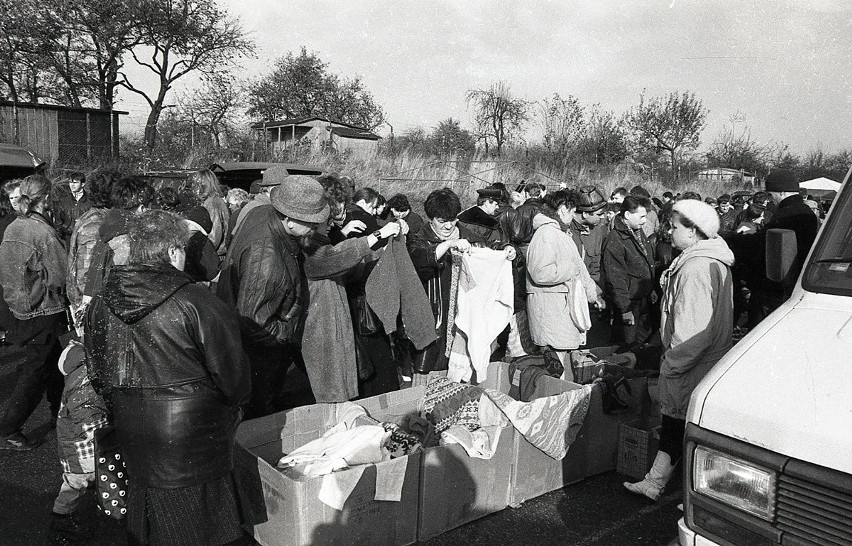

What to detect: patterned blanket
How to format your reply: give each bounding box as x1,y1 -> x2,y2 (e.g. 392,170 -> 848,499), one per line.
424,376 -> 593,460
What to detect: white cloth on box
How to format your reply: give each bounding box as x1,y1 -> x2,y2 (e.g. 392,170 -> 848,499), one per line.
447,248 -> 514,383
277,421 -> 391,477
439,390 -> 508,459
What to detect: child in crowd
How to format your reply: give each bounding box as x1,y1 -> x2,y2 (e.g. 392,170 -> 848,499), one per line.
49,337 -> 109,540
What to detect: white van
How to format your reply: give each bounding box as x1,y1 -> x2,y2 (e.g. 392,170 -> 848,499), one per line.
677,166 -> 852,546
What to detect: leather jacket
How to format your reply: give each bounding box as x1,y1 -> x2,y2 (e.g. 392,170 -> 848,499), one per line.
85,264 -> 251,489
499,198 -> 544,247
216,204 -> 306,348
601,215 -> 656,313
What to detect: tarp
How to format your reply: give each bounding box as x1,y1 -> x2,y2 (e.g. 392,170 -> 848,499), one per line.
800,177 -> 841,191
0,143 -> 43,168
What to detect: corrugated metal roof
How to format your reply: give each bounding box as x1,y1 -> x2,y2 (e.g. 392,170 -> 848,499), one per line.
250,116 -> 367,131
328,127 -> 381,140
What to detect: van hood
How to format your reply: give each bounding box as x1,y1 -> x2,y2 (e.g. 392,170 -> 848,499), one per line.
692,292 -> 852,474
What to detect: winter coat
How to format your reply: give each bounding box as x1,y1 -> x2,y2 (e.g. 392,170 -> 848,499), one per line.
185,229 -> 220,283
217,204 -> 306,348
0,213 -> 16,332
568,218 -> 608,286
762,194 -> 818,285
231,193 -> 271,238
53,188 -> 91,243
55,340 -> 108,474
526,214 -> 599,350
66,207 -> 108,309
302,236 -> 375,402
203,195 -> 230,257
601,214 -> 656,314
85,263 -> 250,489
457,206 -> 502,243
0,212 -> 68,320
83,208 -> 134,299
499,197 -> 544,249
718,208 -> 739,238
658,237 -> 734,419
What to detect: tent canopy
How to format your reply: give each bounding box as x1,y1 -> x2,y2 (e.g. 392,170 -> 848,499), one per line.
800,177 -> 841,191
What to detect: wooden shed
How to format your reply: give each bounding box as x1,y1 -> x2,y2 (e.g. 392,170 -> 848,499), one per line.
0,101 -> 126,163
252,116 -> 381,155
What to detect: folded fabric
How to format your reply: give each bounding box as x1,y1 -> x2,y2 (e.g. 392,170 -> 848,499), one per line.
423,376 -> 485,433
278,422 -> 391,477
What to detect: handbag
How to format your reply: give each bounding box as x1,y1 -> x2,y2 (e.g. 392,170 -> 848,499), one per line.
569,277 -> 592,332
353,294 -> 380,336
94,426 -> 128,520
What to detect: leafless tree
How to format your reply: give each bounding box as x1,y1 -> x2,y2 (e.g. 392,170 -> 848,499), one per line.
466,81 -> 528,156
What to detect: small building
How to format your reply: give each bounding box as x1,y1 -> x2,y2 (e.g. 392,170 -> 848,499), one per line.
0,101 -> 125,163
252,116 -> 381,155
696,167 -> 756,187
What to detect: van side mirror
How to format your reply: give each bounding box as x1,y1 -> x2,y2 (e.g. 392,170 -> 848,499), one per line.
766,228 -> 798,283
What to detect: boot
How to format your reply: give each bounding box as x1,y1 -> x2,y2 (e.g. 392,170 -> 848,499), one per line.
623,450 -> 675,501
50,512 -> 93,540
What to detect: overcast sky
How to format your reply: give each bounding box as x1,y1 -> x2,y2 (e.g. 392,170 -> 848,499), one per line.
119,0 -> 851,154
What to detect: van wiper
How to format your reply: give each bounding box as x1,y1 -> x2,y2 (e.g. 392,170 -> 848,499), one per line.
813,258 -> 852,264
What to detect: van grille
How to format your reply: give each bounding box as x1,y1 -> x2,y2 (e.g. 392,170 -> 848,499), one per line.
776,471 -> 852,545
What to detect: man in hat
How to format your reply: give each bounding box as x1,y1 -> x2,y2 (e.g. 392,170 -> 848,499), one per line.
569,185 -> 612,347
217,169 -> 330,418
457,186 -> 504,243
231,170 -> 281,237
749,169 -> 818,324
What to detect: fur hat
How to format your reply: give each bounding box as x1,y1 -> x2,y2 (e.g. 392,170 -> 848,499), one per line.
270,174 -> 330,224
765,169 -> 799,192
672,199 -> 720,239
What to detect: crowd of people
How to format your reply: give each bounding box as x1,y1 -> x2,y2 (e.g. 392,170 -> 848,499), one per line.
0,165 -> 821,544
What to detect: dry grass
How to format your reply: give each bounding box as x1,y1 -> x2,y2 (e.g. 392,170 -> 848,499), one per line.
274,147 -> 750,212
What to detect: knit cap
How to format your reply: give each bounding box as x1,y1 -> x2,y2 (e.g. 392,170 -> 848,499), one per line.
672,199 -> 721,239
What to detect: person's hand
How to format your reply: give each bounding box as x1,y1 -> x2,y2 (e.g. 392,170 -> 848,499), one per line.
378,222 -> 401,239
341,220 -> 367,236
397,219 -> 409,236
453,239 -> 472,253
593,298 -> 606,311
650,291 -> 659,305
622,311 -> 635,325
504,246 -> 517,261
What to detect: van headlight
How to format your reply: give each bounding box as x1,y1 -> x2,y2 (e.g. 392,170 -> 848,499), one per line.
693,446 -> 776,520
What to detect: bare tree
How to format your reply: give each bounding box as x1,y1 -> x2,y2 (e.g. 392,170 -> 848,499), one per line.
120,0 -> 254,152
466,81 -> 528,156
538,93 -> 585,163
626,90 -> 707,181
180,72 -> 241,148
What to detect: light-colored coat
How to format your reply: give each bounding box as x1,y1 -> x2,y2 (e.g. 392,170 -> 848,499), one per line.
658,237 -> 735,419
526,214 -> 598,350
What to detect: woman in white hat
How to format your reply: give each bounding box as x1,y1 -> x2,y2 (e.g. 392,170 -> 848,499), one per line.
624,199 -> 735,500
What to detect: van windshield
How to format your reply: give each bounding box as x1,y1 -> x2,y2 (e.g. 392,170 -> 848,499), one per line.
802,170 -> 852,296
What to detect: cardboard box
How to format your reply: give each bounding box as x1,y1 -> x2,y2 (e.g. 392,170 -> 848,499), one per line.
234,388 -> 424,546
513,376 -> 590,506
417,363 -> 515,541
617,417 -> 660,480
584,377 -> 649,477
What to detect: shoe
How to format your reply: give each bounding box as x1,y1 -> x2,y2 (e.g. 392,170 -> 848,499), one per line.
50,512 -> 93,540
0,431 -> 40,451
623,451 -> 675,501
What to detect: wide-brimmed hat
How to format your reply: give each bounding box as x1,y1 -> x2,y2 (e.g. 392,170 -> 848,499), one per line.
270,174 -> 330,224
576,186 -> 607,212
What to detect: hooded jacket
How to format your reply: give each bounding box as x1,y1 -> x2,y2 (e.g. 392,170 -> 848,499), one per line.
658,237 -> 734,419
85,264 -> 250,488
526,214 -> 599,350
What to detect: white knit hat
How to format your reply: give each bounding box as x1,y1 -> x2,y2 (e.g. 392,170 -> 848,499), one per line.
672,200 -> 721,239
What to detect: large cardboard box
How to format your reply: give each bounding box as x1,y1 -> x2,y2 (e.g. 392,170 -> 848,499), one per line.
416,363 -> 515,541
234,388 -> 424,546
503,367 -> 590,506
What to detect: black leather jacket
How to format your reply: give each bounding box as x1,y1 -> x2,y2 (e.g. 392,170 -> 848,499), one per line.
216,204 -> 306,348
85,264 -> 251,489
499,198 -> 545,247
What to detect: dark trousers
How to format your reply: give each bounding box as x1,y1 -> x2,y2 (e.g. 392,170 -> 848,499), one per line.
0,312 -> 66,436
243,344 -> 295,420
658,414 -> 686,464
612,297 -> 655,348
